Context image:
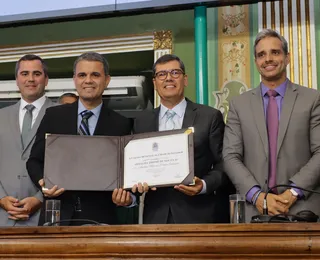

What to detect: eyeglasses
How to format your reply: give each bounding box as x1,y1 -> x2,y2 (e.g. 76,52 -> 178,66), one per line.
154,69 -> 184,80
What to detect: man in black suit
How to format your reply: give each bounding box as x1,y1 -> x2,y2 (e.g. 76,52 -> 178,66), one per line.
113,54 -> 232,224
27,52 -> 132,225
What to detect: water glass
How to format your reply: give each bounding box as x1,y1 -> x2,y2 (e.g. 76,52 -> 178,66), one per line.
45,200 -> 61,226
229,194 -> 246,223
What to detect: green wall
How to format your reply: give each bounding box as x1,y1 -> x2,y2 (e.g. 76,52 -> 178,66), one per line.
0,10 -> 197,101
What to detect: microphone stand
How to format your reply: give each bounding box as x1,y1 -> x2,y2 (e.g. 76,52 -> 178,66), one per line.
43,219 -> 104,226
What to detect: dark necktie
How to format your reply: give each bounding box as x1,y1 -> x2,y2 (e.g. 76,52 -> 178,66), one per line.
266,90 -> 279,192
21,104 -> 35,149
78,110 -> 93,136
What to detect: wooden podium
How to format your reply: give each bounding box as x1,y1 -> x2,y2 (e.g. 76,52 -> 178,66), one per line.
0,224 -> 319,259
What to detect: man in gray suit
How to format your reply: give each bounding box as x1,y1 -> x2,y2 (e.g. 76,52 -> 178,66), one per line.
223,29 -> 320,222
0,54 -> 55,226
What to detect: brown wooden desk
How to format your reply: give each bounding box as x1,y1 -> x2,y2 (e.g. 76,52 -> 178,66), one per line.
0,224 -> 319,259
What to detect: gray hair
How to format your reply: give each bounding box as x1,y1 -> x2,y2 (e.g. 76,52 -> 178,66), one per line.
254,29 -> 288,57
15,54 -> 48,78
73,52 -> 109,75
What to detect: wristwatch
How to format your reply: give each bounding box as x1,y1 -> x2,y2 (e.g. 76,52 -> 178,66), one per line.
290,188 -> 298,197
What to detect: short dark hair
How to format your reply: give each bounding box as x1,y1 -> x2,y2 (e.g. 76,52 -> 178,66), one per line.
254,29 -> 289,57
152,54 -> 185,77
58,92 -> 78,104
73,52 -> 109,75
15,54 -> 48,78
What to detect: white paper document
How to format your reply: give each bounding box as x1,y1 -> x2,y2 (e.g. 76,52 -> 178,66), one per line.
123,132 -> 191,188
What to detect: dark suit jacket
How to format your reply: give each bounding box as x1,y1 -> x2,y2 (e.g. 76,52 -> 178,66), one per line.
134,99 -> 231,224
27,101 -> 132,225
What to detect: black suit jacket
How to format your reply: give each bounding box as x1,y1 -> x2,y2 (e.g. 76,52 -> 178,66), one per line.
134,99 -> 231,224
27,101 -> 132,225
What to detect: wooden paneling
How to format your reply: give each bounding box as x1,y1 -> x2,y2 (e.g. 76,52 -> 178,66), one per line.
0,224 -> 319,259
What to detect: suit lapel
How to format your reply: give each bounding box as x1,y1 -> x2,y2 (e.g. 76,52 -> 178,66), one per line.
23,98 -> 54,153
94,103 -> 110,135
139,107 -> 159,132
151,107 -> 160,131
9,102 -> 23,151
277,82 -> 298,155
251,86 -> 269,157
182,100 -> 197,128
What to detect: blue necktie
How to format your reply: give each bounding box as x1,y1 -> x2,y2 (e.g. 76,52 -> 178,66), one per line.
78,110 -> 93,136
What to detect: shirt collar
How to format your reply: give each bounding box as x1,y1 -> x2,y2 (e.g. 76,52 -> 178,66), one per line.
261,79 -> 288,97
77,100 -> 102,118
20,95 -> 46,111
159,98 -> 187,119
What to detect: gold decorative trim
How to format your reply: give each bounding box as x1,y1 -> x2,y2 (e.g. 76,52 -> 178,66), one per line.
297,0 -> 303,85
288,0 -> 294,81
280,0 -> 284,36
271,1 -> 276,29
305,0 -> 312,88
153,31 -> 173,50
263,2 -> 267,28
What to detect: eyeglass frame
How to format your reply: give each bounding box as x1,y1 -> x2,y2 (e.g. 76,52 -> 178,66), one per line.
153,69 -> 185,80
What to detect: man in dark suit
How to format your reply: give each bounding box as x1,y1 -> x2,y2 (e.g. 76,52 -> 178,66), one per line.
27,52 -> 132,225
113,54 -> 231,224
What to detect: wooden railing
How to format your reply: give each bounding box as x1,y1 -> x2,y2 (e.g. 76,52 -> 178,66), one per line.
0,224 -> 319,259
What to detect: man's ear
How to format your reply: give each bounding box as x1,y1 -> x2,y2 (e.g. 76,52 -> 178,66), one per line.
105,75 -> 111,88
184,74 -> 188,88
285,52 -> 291,66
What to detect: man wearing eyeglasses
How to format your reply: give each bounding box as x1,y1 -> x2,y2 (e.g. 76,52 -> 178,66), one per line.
113,54 -> 231,224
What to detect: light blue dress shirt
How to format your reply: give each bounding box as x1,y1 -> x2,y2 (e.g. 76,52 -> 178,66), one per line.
158,98 -> 207,194
77,100 -> 102,135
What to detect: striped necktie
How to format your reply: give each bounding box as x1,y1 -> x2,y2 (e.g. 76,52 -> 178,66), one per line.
78,110 -> 93,135
165,110 -> 176,130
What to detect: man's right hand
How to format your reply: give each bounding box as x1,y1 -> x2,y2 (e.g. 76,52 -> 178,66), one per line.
0,196 -> 28,220
39,179 -> 65,198
255,192 -> 289,215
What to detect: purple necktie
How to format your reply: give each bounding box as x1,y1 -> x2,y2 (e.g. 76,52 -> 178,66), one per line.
267,90 -> 279,193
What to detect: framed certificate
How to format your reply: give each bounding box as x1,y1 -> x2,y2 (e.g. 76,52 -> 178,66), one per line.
122,129 -> 194,189
43,129 -> 194,191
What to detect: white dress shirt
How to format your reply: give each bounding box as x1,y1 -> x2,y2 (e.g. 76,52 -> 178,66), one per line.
19,95 -> 47,132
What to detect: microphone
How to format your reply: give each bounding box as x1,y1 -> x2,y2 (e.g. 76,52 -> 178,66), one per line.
251,184 -> 320,223
43,219 -> 107,226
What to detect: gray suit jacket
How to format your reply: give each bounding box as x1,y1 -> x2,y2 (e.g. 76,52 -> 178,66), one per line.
223,81 -> 320,221
0,98 -> 55,226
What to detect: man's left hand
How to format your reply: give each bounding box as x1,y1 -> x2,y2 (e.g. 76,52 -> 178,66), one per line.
278,189 -> 297,211
174,177 -> 203,196
112,188 -> 132,206
8,197 -> 42,221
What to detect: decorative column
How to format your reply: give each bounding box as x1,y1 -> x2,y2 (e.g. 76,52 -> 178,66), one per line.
153,30 -> 173,107
194,6 -> 208,105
